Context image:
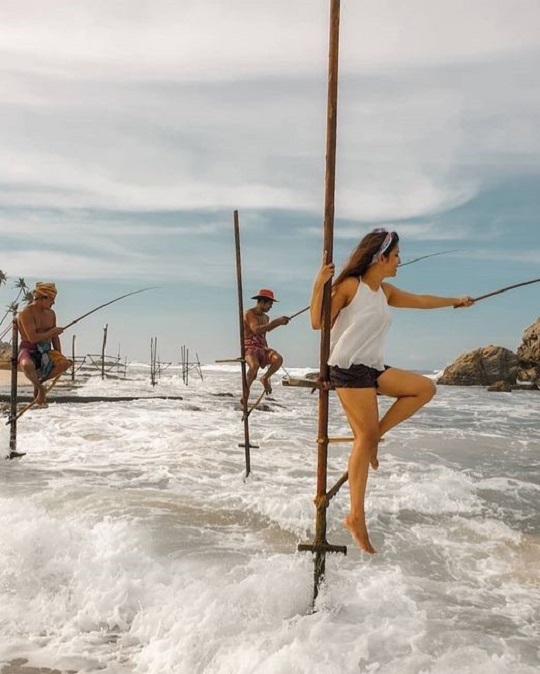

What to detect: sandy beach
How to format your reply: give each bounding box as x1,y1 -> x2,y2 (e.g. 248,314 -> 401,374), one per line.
0,369 -> 76,395
0,369 -> 32,387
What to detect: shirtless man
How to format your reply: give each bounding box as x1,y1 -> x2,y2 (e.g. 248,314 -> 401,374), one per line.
17,282 -> 73,406
243,288 -> 289,401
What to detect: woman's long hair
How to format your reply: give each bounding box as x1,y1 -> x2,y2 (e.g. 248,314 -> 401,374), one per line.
333,230 -> 399,287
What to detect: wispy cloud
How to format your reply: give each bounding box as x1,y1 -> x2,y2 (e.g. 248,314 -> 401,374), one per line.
0,1 -> 538,364
1,1 -> 538,79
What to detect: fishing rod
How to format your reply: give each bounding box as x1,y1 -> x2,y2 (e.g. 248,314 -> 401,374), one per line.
286,250 -> 462,321
0,286 -> 158,343
398,249 -> 463,267
470,278 -> 540,303
62,286 -> 160,331
287,306 -> 310,321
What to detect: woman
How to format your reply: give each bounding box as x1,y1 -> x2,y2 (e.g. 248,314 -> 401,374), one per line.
310,229 -> 474,554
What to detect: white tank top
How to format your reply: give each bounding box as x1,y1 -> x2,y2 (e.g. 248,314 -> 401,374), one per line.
328,279 -> 392,369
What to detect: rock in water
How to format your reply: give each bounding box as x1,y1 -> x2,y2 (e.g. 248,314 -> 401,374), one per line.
438,345 -> 519,386
516,318 -> 540,383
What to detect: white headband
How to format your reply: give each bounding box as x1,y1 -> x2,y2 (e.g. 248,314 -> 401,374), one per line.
370,231 -> 393,265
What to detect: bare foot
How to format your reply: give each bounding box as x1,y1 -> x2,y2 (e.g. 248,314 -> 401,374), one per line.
370,436 -> 385,470
34,384 -> 47,406
260,375 -> 272,395
343,515 -> 377,554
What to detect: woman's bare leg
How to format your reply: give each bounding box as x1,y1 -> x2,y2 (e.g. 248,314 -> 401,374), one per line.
336,387 -> 380,554
377,368 -> 436,438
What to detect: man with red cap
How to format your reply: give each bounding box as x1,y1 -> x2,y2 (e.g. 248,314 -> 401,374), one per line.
243,288 -> 290,401
17,281 -> 73,406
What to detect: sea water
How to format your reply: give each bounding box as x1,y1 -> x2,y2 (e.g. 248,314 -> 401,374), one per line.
0,365 -> 538,674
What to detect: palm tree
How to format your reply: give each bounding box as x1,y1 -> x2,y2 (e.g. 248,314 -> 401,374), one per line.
0,276 -> 27,330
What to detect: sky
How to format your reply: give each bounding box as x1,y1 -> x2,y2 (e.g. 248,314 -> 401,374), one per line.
0,0 -> 539,369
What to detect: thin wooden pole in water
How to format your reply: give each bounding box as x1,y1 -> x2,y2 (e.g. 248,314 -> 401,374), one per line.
71,334 -> 76,382
8,316 -> 19,458
150,337 -> 157,386
196,352 -> 204,381
180,345 -> 184,383
101,324 -> 108,380
316,0 -> 341,597
297,0 -> 347,606
234,210 -> 253,478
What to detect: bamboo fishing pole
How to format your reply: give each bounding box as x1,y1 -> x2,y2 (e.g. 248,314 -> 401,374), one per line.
288,306 -> 310,320
470,278 -> 540,303
61,286 -> 159,331
398,250 -> 463,267
290,275 -> 540,319
287,251 -> 463,321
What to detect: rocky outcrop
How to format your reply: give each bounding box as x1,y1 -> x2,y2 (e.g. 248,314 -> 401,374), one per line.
438,318 -> 540,388
487,380 -> 513,392
438,346 -> 519,386
516,318 -> 540,384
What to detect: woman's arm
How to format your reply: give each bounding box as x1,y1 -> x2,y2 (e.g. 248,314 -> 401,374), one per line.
310,262 -> 335,329
311,266 -> 357,330
383,283 -> 474,309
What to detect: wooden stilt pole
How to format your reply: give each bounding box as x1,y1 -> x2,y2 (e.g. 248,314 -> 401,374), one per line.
154,338 -> 158,385
196,352 -> 204,381
10,373 -> 63,423
242,388 -> 266,421
150,337 -> 157,386
71,334 -> 76,382
180,345 -> 184,384
234,210 -> 256,478
298,0 -> 346,606
101,324 -> 108,380
7,315 -> 25,459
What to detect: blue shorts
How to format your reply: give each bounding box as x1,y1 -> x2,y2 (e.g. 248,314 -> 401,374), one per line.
329,363 -> 390,389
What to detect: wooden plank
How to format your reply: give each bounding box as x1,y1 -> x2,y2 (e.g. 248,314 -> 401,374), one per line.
281,376 -> 321,389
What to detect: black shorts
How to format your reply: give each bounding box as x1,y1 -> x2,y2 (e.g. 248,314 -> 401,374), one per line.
329,363 -> 389,389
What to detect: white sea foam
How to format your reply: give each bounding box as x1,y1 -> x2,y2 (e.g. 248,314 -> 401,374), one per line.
0,366 -> 539,673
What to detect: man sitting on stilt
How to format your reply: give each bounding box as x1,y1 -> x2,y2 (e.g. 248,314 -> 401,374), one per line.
17,282 -> 73,407
243,288 -> 289,404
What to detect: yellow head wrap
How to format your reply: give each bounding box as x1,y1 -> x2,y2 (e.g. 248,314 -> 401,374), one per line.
33,282 -> 58,299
